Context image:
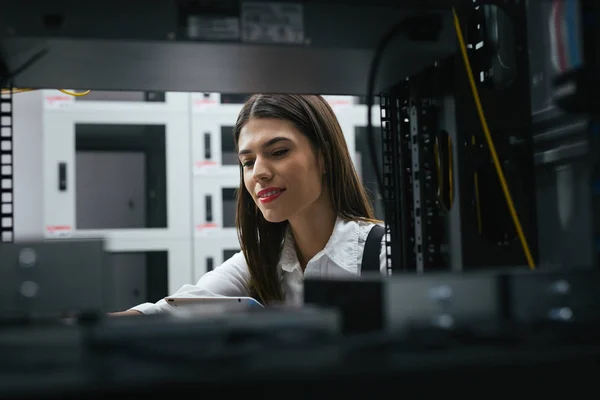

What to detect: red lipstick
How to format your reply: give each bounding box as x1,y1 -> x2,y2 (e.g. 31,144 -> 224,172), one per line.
257,187 -> 285,203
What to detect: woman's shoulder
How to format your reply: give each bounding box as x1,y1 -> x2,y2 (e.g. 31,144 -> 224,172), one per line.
339,218 -> 384,242
331,217 -> 387,275
202,250 -> 249,280
219,250 -> 248,271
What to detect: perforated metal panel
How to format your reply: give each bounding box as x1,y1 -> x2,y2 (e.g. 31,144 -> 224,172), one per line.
0,88 -> 13,243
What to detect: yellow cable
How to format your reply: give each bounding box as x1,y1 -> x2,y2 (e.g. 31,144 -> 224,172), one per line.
434,134 -> 454,212
1,88 -> 91,97
1,88 -> 34,94
58,89 -> 91,97
452,8 -> 535,270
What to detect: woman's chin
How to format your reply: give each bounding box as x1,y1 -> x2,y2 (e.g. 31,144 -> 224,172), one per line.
261,210 -> 288,224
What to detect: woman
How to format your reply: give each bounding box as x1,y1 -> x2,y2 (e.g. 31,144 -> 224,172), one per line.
116,94 -> 387,316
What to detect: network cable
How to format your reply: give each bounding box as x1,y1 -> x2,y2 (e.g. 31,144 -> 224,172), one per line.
0,48 -> 90,97
366,7 -> 535,270
1,88 -> 91,97
452,8 -> 535,270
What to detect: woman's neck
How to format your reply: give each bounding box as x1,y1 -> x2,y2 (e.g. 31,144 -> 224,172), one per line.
288,198 -> 337,271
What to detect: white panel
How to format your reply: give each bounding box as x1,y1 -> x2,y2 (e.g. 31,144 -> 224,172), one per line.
191,117 -> 222,170
191,93 -> 243,116
43,112 -> 76,236
99,237 -> 193,295
12,90 -> 45,241
42,90 -> 189,113
164,110 -> 192,237
193,173 -> 239,240
69,229 -> 192,296
42,98 -> 192,238
69,229 -> 174,242
190,92 -> 220,113
191,103 -> 244,175
193,233 -> 241,282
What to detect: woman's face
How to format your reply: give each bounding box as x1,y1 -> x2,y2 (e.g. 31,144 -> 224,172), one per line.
237,118 -> 326,223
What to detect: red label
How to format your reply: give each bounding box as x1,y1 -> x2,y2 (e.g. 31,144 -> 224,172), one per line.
195,160 -> 218,167
193,99 -> 217,106
45,95 -> 72,105
46,225 -> 72,232
195,222 -> 218,231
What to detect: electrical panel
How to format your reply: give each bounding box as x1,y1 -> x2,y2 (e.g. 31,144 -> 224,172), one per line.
41,90 -> 191,239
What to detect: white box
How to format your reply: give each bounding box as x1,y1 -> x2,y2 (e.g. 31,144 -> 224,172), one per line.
38,91 -> 194,293
191,111 -> 241,175
193,173 -> 239,239
193,234 -> 241,281
100,235 -> 193,296
42,92 -> 192,239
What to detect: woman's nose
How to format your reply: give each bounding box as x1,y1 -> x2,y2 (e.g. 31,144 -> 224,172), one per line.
252,158 -> 272,182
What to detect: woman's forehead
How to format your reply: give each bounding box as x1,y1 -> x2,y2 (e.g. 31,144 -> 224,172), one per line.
238,118 -> 304,149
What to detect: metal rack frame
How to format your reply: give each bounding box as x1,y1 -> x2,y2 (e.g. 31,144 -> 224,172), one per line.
0,86 -> 13,243
380,0 -> 539,272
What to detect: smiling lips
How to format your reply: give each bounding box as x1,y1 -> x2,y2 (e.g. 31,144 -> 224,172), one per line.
257,187 -> 286,203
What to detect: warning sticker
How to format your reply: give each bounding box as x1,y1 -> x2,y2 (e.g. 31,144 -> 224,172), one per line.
241,2 -> 305,44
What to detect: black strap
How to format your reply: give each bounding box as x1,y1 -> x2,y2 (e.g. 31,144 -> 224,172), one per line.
360,224 -> 385,275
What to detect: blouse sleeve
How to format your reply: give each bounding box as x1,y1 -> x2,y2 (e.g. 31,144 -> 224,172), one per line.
130,251 -> 251,315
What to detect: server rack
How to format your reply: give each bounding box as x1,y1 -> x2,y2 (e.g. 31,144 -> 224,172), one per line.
379,1 -> 539,273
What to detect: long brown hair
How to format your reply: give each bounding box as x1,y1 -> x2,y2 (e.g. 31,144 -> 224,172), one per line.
233,94 -> 377,304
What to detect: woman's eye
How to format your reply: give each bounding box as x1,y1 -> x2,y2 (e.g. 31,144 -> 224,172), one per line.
241,160 -> 254,168
272,149 -> 289,157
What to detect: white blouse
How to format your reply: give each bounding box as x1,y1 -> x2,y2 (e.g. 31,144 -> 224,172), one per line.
131,217 -> 388,315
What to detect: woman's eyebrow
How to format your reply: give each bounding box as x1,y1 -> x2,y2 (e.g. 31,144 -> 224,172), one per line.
238,137 -> 292,156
